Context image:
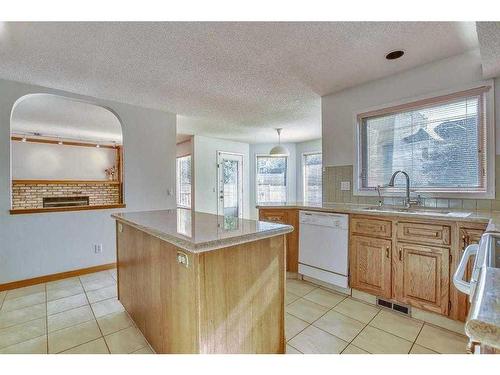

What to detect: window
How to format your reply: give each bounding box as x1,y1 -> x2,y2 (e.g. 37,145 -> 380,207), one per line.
303,152 -> 322,203
357,86 -> 491,195
256,156 -> 287,204
176,155 -> 191,208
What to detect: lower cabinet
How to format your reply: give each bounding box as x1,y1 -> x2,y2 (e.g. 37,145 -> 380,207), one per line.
259,208 -> 299,272
349,215 -> 485,320
392,242 -> 450,315
350,235 -> 392,299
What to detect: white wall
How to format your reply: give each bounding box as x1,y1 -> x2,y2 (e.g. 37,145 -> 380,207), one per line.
0,78 -> 177,284
176,138 -> 192,157
248,143 -> 297,219
322,50 -> 491,167
12,142 -> 116,180
192,135 -> 250,218
296,139 -> 322,202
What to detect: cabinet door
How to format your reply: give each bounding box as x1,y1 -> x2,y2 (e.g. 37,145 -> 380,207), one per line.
393,242 -> 449,315
350,235 -> 392,298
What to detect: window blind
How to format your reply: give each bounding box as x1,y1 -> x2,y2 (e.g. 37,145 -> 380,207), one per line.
358,87 -> 489,193
256,156 -> 287,204
303,153 -> 322,203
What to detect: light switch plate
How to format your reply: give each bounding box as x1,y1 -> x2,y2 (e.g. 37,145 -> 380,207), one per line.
340,181 -> 351,191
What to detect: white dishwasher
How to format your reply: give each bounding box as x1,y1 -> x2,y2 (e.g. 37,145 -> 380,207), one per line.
298,211 -> 349,288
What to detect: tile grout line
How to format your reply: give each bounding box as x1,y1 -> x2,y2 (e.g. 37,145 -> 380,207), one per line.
408,321 -> 426,354
79,275 -> 112,354
337,307 -> 382,354
286,293 -> 348,343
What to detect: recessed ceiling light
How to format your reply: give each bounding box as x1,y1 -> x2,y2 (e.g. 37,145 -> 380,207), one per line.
386,50 -> 405,60
21,137 -> 27,142
58,141 -> 63,145
96,144 -> 100,148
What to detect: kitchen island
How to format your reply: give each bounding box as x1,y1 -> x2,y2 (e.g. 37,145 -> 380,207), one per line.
112,208 -> 293,354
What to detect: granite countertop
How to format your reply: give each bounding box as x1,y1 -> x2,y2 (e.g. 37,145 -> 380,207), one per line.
257,201 -> 500,230
112,208 -> 293,253
465,267 -> 500,350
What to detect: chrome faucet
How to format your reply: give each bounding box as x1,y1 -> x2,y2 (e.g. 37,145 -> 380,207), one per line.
387,170 -> 421,208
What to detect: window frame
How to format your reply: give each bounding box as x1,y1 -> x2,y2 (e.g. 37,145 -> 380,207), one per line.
176,154 -> 192,209
255,154 -> 289,205
353,82 -> 495,199
302,151 -> 322,204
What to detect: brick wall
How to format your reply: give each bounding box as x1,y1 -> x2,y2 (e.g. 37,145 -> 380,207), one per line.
12,182 -> 121,209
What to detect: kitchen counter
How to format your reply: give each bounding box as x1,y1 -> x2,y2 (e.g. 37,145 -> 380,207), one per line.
257,201 -> 500,231
259,202 -> 500,349
465,267 -> 500,350
112,208 -> 293,253
112,208 -> 289,353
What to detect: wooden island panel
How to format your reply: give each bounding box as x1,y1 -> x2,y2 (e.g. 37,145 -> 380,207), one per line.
116,222 -> 286,354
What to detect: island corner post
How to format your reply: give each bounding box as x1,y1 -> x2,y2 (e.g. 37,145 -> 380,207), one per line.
114,220 -> 287,354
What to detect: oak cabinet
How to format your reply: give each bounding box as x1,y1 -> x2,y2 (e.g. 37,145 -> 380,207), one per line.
393,242 -> 450,315
397,221 -> 451,246
351,217 -> 392,238
350,235 -> 392,299
259,208 -> 299,272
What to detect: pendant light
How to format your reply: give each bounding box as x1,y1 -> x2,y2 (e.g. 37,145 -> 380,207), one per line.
269,128 -> 289,156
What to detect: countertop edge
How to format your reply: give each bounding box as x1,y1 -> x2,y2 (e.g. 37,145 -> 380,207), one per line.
256,203 -> 494,227
465,267 -> 500,350
112,214 -> 293,253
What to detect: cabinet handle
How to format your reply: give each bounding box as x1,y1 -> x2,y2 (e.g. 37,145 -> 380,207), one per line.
385,247 -> 389,258
399,248 -> 403,261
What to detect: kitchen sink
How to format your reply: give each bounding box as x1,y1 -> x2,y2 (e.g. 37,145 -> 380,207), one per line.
363,206 -> 472,218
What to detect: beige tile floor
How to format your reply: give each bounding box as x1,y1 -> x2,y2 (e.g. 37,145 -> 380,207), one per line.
0,269 -> 153,354
0,271 -> 468,354
285,279 -> 468,354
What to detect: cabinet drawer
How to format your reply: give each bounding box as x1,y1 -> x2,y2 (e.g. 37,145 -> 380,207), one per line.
259,209 -> 288,224
351,217 -> 392,238
397,222 -> 451,246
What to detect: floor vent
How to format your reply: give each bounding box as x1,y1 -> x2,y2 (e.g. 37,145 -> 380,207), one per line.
376,298 -> 411,316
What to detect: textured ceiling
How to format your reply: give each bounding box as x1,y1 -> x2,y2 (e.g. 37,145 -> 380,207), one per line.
0,22 -> 478,143
476,22 -> 500,79
11,94 -> 123,143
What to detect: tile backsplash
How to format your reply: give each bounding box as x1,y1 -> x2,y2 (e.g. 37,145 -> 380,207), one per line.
323,156 -> 500,211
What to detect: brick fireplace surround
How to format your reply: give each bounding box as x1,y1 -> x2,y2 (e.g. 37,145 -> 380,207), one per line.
11,181 -> 121,210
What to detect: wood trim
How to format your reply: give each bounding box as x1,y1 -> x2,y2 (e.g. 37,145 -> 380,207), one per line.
11,136 -> 119,149
10,203 -> 126,215
0,263 -> 116,292
12,179 -> 120,185
357,86 -> 491,120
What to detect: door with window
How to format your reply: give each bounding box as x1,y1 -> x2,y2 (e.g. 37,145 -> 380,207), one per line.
217,152 -> 243,218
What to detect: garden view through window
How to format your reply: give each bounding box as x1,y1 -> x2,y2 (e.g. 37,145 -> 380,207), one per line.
176,155 -> 191,208
303,153 -> 322,203
256,156 -> 287,204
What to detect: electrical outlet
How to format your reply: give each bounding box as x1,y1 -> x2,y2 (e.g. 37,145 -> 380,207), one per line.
340,181 -> 351,191
176,251 -> 189,267
94,244 -> 103,253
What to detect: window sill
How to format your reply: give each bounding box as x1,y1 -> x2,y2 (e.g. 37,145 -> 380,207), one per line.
9,204 -> 126,215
